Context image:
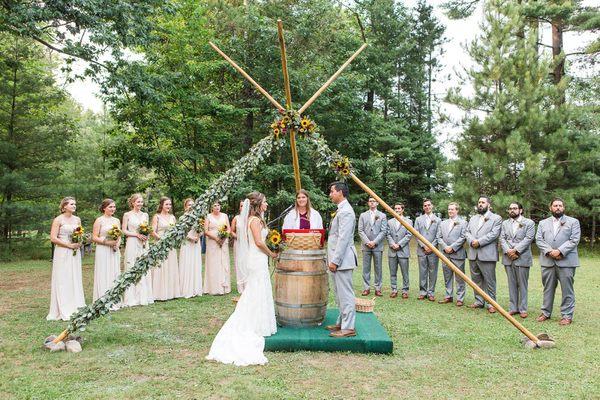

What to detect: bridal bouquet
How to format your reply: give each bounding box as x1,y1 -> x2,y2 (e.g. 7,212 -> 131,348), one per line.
266,229 -> 285,252
196,218 -> 205,234
71,226 -> 87,256
137,222 -> 152,236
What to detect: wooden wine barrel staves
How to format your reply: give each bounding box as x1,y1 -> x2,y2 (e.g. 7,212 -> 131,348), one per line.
275,248 -> 328,327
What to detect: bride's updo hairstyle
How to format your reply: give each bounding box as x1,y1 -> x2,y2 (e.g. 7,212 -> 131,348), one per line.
247,191 -> 266,226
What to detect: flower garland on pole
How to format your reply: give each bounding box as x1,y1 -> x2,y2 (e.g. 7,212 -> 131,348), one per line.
57,135 -> 283,337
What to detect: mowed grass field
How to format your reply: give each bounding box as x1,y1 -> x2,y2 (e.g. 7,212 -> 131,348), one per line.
1,247 -> 599,400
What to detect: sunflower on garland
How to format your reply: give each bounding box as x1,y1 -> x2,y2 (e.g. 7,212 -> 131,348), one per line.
332,156 -> 352,177
270,110 -> 319,140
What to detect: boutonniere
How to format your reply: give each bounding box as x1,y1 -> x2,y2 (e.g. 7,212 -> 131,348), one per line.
518,223 -> 523,228
453,221 -> 459,226
484,217 -> 489,222
375,215 -> 380,221
330,211 -> 337,219
560,221 -> 566,227
431,219 -> 437,224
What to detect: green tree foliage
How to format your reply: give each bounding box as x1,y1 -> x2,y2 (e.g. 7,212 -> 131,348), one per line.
447,0 -> 599,229
0,33 -> 78,240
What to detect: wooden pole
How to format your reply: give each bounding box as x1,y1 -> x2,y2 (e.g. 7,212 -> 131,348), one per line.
298,43 -> 368,114
277,20 -> 302,192
209,41 -> 285,111
349,173 -> 540,345
52,329 -> 69,344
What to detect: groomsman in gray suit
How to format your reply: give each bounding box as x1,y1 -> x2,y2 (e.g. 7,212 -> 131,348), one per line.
535,197 -> 581,325
414,199 -> 441,301
326,182 -> 358,337
436,202 -> 467,306
386,203 -> 412,299
358,197 -> 388,296
465,196 -> 502,313
500,202 -> 535,318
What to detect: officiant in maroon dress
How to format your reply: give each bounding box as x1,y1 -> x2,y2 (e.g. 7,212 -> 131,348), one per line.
282,189 -> 323,230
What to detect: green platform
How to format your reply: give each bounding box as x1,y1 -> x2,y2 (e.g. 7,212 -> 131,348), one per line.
265,309 -> 393,354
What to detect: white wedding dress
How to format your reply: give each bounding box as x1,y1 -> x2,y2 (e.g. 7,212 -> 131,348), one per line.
206,208 -> 277,366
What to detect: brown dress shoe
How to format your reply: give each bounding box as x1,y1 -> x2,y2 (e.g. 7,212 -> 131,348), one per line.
361,289 -> 370,296
488,306 -> 497,313
559,318 -> 572,326
438,297 -> 453,304
536,314 -> 550,322
375,290 -> 383,297
508,310 -> 519,316
468,303 -> 484,309
402,292 -> 409,299
390,291 -> 398,298
417,295 -> 426,300
520,312 -> 528,319
456,300 -> 464,307
428,295 -> 435,302
329,329 -> 357,338
325,324 -> 341,331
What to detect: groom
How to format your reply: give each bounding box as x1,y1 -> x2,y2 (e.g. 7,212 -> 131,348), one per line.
326,181 -> 358,338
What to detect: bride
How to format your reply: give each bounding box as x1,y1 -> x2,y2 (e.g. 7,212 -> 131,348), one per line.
206,191 -> 278,366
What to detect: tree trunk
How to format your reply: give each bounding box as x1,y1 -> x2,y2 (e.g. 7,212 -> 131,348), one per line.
551,18 -> 565,103
365,89 -> 374,112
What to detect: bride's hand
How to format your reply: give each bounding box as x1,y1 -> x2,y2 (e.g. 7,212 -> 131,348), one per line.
270,251 -> 279,259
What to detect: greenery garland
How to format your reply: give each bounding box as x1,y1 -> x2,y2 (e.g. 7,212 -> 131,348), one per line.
65,135 -> 283,334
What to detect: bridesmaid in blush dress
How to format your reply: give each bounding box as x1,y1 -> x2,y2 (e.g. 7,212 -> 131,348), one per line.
203,202 -> 231,295
122,193 -> 154,307
92,199 -> 122,309
47,197 -> 86,321
179,198 -> 203,298
151,196 -> 181,300
230,200 -> 245,294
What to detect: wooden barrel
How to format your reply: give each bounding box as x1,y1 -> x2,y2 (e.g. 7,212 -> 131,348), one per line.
274,248 -> 328,327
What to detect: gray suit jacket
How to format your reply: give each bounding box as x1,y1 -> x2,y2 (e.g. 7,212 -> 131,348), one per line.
535,215 -> 580,267
358,210 -> 388,252
386,217 -> 412,258
327,199 -> 358,270
499,217 -> 535,267
436,217 -> 467,260
465,211 -> 502,262
414,214 -> 441,256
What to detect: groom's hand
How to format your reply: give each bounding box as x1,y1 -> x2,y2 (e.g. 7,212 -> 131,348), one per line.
328,262 -> 338,272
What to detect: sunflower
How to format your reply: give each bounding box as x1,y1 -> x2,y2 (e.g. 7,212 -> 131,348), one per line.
273,127 -> 280,137
341,168 -> 350,176
270,232 -> 281,245
300,118 -> 310,128
282,116 -> 291,125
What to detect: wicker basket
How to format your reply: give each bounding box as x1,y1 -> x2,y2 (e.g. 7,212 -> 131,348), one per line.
285,232 -> 323,250
355,297 -> 376,313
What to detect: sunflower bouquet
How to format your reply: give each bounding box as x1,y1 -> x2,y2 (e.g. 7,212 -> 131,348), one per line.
266,229 -> 285,252
138,221 -> 152,236
217,224 -> 231,240
196,218 -> 205,234
107,224 -> 122,241
71,226 -> 86,256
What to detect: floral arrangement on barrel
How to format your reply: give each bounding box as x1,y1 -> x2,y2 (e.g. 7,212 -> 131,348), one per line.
107,225 -> 122,252
71,226 -> 90,256
270,110 -> 318,140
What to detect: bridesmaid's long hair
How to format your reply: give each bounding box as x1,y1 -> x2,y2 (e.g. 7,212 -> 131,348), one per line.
59,197 -> 76,213
295,189 -> 313,221
156,196 -> 172,213
247,191 -> 266,227
128,193 -> 143,210
99,198 -> 115,213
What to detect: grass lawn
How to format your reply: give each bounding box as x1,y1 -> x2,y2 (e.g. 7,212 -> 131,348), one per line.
1,248 -> 598,399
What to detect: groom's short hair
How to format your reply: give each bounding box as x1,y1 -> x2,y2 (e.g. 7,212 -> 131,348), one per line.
329,181 -> 349,198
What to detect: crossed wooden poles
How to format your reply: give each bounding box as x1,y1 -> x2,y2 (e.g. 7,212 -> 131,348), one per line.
210,20 -> 544,347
